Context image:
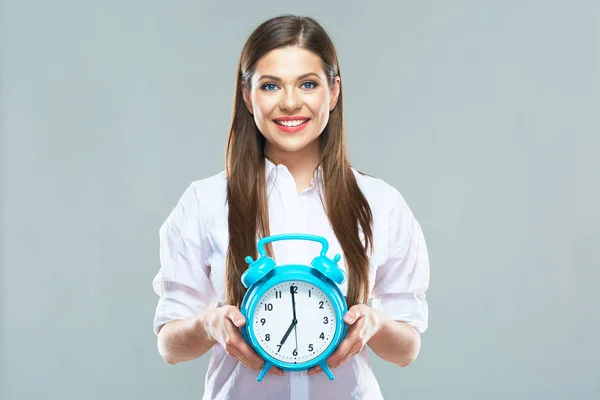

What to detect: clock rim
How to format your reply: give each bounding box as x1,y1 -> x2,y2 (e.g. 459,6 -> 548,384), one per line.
240,264 -> 348,371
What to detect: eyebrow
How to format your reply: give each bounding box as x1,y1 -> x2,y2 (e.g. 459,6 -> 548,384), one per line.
257,72 -> 321,82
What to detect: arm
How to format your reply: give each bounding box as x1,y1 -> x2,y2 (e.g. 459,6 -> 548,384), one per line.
157,305 -> 284,374
307,304 -> 422,375
157,312 -> 216,365
151,183 -> 283,375
367,315 -> 421,367
307,189 -> 431,376
152,182 -> 217,364
369,190 -> 430,367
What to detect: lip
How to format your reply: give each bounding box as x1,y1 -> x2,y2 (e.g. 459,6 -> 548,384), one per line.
273,116 -> 311,133
273,116 -> 310,122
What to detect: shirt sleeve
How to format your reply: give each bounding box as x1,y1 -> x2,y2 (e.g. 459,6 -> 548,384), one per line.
371,189 -> 430,333
151,182 -> 217,336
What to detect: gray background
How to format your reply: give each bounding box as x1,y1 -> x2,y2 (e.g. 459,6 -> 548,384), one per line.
1,1 -> 598,399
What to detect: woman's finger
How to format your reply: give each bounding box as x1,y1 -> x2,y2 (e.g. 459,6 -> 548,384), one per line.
267,366 -> 285,376
237,349 -> 284,376
237,339 -> 285,376
236,346 -> 263,370
344,310 -> 358,325
329,343 -> 355,369
223,306 -> 246,327
344,304 -> 367,324
217,306 -> 283,376
329,333 -> 355,359
238,339 -> 264,363
222,333 -> 261,371
328,322 -> 366,368
225,345 -> 259,371
307,365 -> 323,376
327,326 -> 360,366
334,341 -> 363,368
233,347 -> 275,374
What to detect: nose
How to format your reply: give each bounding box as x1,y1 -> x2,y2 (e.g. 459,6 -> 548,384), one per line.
279,88 -> 302,111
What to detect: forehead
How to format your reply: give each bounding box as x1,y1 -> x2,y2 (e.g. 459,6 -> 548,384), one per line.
254,46 -> 324,79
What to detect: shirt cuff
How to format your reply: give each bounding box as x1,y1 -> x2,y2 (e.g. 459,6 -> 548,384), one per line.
371,292 -> 429,333
152,281 -> 207,336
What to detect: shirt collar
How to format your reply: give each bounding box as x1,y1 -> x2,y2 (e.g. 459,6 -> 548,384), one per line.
264,157 -> 324,189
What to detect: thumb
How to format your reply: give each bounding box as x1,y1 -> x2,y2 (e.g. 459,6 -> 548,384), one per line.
344,305 -> 364,324
224,306 -> 246,327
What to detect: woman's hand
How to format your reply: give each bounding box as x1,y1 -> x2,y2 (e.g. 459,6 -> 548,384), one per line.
307,304 -> 383,376
201,305 -> 284,376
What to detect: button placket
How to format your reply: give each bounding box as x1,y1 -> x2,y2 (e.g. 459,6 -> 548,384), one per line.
278,169 -> 302,263
281,169 -> 310,400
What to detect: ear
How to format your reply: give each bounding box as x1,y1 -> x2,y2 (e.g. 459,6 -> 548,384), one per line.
329,76 -> 341,111
241,82 -> 253,115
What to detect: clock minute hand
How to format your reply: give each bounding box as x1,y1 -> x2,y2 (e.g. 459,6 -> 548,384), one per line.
290,285 -> 297,321
290,285 -> 299,353
279,286 -> 300,348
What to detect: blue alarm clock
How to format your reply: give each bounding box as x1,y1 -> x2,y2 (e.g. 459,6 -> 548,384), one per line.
240,233 -> 348,382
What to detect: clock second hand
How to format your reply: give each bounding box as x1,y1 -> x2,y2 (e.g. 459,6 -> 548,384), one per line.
293,321 -> 298,352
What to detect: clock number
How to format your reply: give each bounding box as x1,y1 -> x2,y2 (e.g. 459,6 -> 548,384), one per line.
275,291 -> 282,299
319,332 -> 325,340
309,290 -> 311,297
318,301 -> 324,309
277,344 -> 282,353
265,334 -> 270,341
264,303 -> 273,311
293,349 -> 298,356
323,316 -> 329,324
260,318 -> 266,325
290,285 -> 298,294
308,344 -> 314,352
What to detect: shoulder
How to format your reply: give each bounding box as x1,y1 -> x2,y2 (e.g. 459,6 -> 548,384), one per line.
350,166 -> 411,218
169,170 -> 227,231
187,170 -> 228,206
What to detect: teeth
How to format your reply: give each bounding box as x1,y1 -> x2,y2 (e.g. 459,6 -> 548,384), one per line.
275,119 -> 308,127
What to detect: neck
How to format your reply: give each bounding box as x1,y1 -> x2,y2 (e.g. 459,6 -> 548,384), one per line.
264,143 -> 320,177
264,142 -> 321,194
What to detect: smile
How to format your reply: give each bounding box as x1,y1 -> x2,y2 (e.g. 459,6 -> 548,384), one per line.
274,119 -> 309,127
273,118 -> 311,133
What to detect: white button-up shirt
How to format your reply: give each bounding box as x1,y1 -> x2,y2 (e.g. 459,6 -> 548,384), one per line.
152,157 -> 430,400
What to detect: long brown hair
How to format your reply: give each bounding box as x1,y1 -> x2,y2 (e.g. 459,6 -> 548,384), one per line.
225,15 -> 374,308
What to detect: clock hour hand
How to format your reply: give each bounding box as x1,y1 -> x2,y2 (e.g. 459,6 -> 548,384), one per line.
279,319 -> 296,346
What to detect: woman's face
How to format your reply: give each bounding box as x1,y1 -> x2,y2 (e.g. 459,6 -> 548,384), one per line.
242,46 -> 340,160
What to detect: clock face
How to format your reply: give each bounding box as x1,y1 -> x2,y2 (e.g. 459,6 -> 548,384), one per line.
252,281 -> 337,364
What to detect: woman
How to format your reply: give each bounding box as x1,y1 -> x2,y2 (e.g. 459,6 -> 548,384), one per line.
152,14 -> 430,400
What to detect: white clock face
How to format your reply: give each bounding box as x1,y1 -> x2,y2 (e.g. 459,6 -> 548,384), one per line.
252,281 -> 337,364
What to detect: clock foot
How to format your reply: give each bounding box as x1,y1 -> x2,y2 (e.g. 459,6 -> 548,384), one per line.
320,361 -> 335,380
257,361 -> 272,382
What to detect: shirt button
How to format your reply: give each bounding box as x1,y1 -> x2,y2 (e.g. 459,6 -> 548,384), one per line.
297,371 -> 303,378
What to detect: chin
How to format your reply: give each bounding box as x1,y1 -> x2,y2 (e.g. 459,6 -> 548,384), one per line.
275,145 -> 311,154
280,138 -> 320,151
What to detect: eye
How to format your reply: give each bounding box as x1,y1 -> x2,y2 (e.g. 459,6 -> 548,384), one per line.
301,81 -> 318,90
261,83 -> 279,91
